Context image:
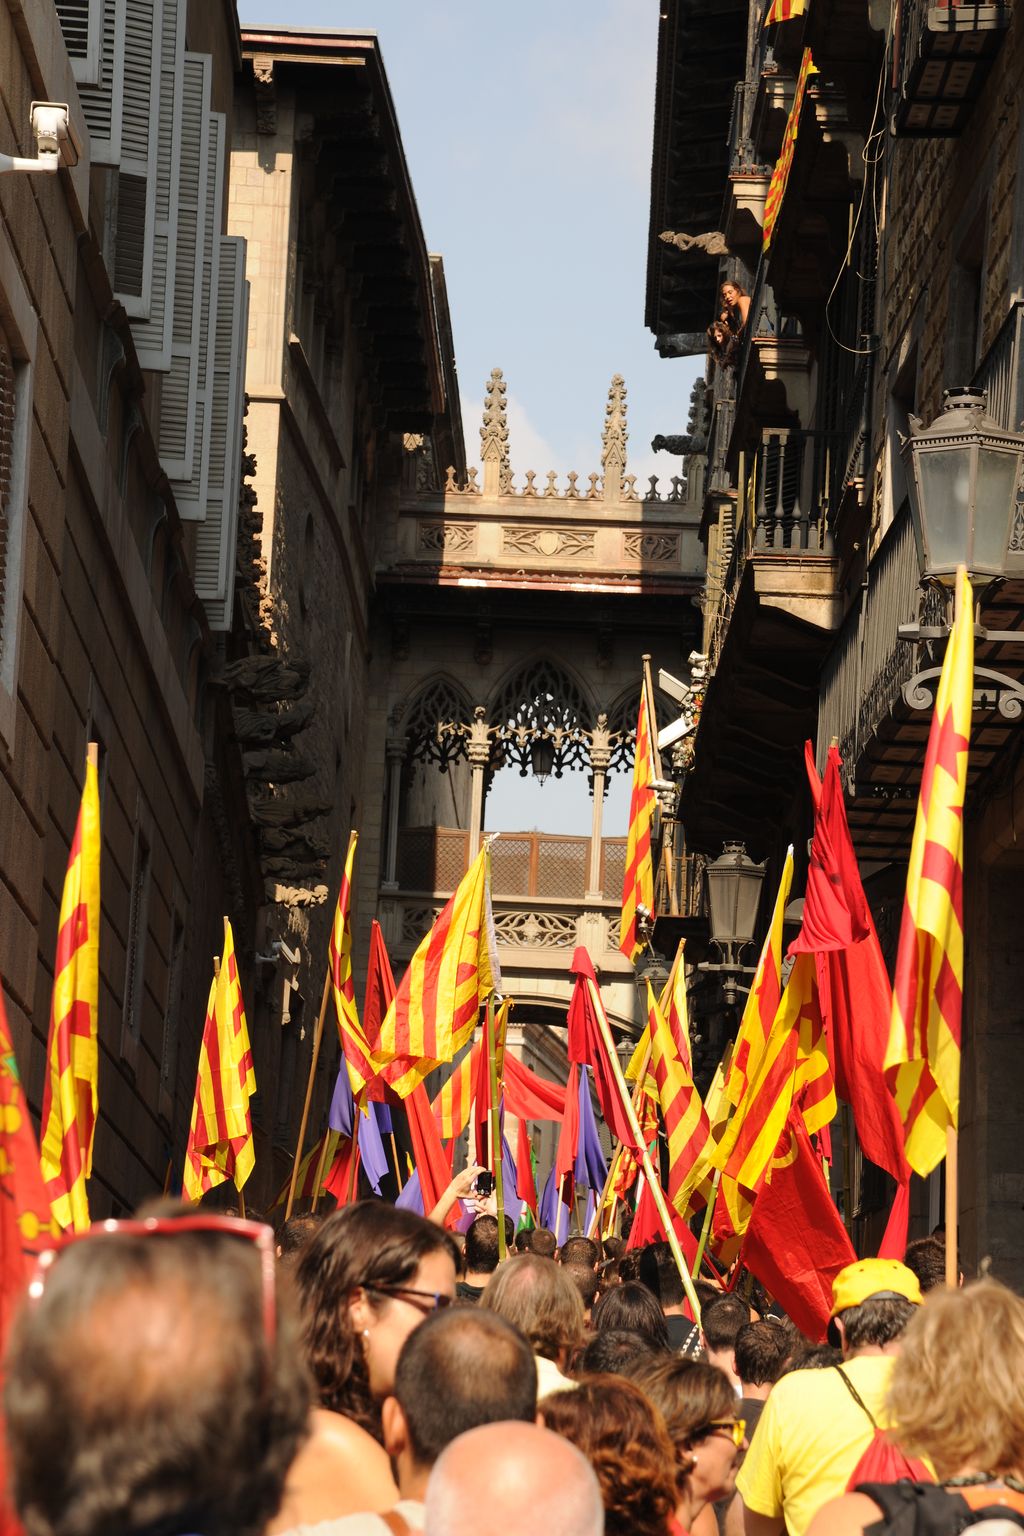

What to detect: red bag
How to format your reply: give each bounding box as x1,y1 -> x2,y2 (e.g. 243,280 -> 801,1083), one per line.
835,1368 -> 933,1491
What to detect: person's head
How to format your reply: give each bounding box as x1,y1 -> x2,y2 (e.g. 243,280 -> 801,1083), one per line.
563,1262 -> 600,1321
699,1295 -> 749,1385
626,1356 -> 743,1508
5,1214 -> 310,1536
464,1216 -> 502,1277
903,1234 -> 948,1294
885,1279 -> 1024,1481
616,1249 -> 644,1284
522,1227 -> 557,1259
424,1421 -> 602,1536
721,280 -> 748,305
602,1236 -> 626,1262
542,1376 -> 678,1536
636,1241 -> 682,1311
275,1213 -> 324,1274
382,1307 -> 537,1495
592,1281 -> 669,1350
480,1253 -> 584,1366
733,1320 -> 788,1397
294,1200 -> 458,1434
559,1236 -> 600,1270
828,1258 -> 922,1356
577,1327 -> 664,1377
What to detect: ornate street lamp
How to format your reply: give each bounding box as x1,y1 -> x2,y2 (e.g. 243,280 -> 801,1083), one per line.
697,841 -> 767,1005
530,735 -> 556,784
899,388 -> 1024,717
902,388 -> 1024,587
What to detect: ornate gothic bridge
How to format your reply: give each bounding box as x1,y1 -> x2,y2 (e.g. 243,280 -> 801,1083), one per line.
357,370 -> 708,1134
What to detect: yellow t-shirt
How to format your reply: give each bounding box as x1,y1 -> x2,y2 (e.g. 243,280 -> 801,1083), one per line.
736,1355 -> 895,1536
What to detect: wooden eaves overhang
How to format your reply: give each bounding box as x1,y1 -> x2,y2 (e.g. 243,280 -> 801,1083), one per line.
240,27 -> 446,431
645,0 -> 748,352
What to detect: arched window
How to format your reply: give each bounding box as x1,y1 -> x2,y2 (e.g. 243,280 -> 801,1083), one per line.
488,659 -> 593,777
401,677 -> 472,770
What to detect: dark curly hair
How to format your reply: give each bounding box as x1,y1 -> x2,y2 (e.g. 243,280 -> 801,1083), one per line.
293,1200 -> 458,1438
4,1219 -> 310,1536
542,1375 -> 678,1536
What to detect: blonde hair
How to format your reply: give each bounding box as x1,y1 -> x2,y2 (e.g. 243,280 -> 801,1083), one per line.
481,1254 -> 585,1361
887,1279 -> 1024,1478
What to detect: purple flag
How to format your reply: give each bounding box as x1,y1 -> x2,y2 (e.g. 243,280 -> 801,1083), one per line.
502,1133 -> 523,1229
538,1165 -> 569,1242
328,1060 -> 355,1138
328,1063 -> 389,1195
574,1067 -> 608,1192
396,1167 -> 424,1214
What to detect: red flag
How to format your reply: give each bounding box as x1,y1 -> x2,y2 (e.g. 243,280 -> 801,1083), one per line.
405,1082 -> 456,1218
877,1179 -> 911,1260
554,1063 -> 581,1188
626,1177 -> 699,1268
503,1054 -> 566,1120
740,1115 -> 856,1342
794,744 -> 909,1185
323,1138 -> 361,1206
568,948 -> 638,1151
361,921 -> 401,1106
516,1117 -> 538,1216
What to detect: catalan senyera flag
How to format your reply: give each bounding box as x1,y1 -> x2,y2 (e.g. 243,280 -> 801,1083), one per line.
372,846 -> 500,1098
885,568 -> 973,1177
723,848 -> 794,1112
40,748 -> 101,1233
647,982 -> 714,1218
619,679 -> 657,961
0,981 -> 60,1340
764,0 -> 807,24
714,951 -> 835,1243
183,920 -> 256,1203
432,1044 -> 477,1140
626,939 -> 692,1098
763,48 -> 817,251
271,1129 -> 340,1211
329,831 -> 379,1098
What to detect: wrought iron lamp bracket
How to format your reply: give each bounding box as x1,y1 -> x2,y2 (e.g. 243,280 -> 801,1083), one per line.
899,599 -> 1024,717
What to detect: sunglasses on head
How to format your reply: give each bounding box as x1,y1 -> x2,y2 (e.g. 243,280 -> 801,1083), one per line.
28,1214 -> 278,1346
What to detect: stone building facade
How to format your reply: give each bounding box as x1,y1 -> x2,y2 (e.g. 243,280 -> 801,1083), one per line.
650,0 -> 1024,1275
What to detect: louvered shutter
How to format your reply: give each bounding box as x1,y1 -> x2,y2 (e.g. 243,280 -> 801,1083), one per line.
160,53 -> 210,482
194,239 -> 247,629
131,0 -> 186,366
113,0 -> 159,315
169,103 -> 224,518
56,0 -> 102,84
70,0 -> 125,164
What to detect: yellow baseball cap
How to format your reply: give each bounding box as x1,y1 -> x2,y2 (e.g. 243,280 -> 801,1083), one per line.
829,1258 -> 923,1320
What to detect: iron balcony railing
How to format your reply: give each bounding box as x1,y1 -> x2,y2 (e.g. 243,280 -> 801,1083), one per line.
971,299 -> 1024,432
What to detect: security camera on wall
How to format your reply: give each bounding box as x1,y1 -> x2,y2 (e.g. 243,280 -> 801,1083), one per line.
0,102 -> 79,176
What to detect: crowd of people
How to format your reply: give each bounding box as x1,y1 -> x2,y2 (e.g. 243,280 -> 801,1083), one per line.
6,1188 -> 1024,1536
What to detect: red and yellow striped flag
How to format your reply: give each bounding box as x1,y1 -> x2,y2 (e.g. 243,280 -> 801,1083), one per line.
714,952 -> 835,1240
885,568 -> 973,1176
271,1129 -> 340,1210
329,831 -> 379,1097
620,679 -> 658,961
432,1044 -> 478,1140
764,0 -> 807,24
373,846 -> 500,1098
626,939 -> 692,1098
724,847 -> 794,1111
40,748 -> 101,1232
183,920 -> 256,1203
763,48 -> 817,251
647,982 -> 714,1217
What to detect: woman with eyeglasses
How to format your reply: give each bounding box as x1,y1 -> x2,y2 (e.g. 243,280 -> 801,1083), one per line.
271,1200 -> 459,1534
624,1357 -> 748,1535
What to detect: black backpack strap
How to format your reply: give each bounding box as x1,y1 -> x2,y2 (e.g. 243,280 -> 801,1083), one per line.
856,1481 -> 991,1536
835,1365 -> 879,1429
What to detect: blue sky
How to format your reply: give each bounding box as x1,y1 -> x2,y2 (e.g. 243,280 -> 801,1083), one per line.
239,0 -> 700,832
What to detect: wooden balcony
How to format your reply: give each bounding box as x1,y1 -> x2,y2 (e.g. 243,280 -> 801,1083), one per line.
895,0 -> 1012,136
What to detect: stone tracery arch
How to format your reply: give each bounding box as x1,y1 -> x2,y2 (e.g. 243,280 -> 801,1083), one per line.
486,656 -> 595,777
398,674 -> 473,770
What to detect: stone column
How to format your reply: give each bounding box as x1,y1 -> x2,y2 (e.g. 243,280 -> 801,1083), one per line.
381,736 -> 406,890
586,716 -> 612,900
466,706 -> 491,861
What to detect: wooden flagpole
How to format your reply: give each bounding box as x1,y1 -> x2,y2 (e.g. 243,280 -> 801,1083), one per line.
588,983 -> 703,1322
390,1130 -> 405,1192
310,1127 -> 332,1214
284,967 -> 332,1221
487,997 -> 507,1262
690,1166 -> 721,1279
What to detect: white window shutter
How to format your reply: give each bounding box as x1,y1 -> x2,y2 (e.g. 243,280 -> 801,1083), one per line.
131,0 -> 186,367
169,104 -> 225,519
113,0 -> 160,316
56,0 -> 102,83
72,0 -> 125,164
159,53 -> 211,483
194,239 -> 247,629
